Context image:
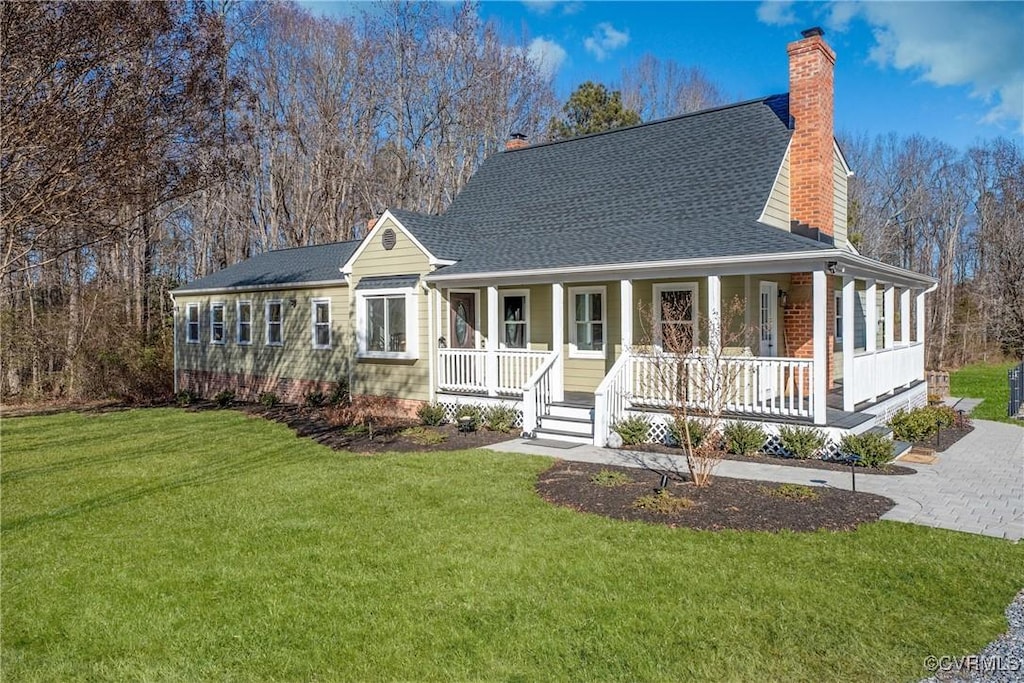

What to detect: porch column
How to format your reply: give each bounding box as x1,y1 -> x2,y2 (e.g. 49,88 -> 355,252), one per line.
883,283 -> 895,350
427,284 -> 436,402
841,276 -> 856,411
900,287 -> 911,346
620,279 -> 633,351
916,289 -> 926,380
486,285 -> 498,397
812,270 -> 828,424
707,274 -> 721,356
865,279 -> 877,403
551,282 -> 564,402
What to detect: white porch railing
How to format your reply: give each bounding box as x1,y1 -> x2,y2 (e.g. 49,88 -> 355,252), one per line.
593,351 -> 632,447
437,348 -> 551,396
593,351 -> 817,447
522,352 -> 560,436
848,342 -> 924,406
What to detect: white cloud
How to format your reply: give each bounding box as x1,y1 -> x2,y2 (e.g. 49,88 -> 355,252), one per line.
584,22 -> 630,61
527,37 -> 567,79
756,1 -> 798,27
522,0 -> 556,14
858,3 -> 1024,129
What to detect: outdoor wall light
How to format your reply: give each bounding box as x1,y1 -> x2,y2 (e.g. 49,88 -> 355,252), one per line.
437,336 -> 448,348
827,261 -> 838,274
778,289 -> 788,306
288,298 -> 297,308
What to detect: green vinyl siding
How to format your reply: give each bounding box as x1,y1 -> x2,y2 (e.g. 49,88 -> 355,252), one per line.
176,285 -> 352,383
761,145 -> 791,229
349,217 -> 431,402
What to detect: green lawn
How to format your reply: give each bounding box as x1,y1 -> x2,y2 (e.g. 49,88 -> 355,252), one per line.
950,361 -> 1022,423
2,409 -> 1021,681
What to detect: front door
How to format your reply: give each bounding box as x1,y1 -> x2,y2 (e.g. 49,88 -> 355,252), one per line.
449,291 -> 477,349
759,282 -> 779,402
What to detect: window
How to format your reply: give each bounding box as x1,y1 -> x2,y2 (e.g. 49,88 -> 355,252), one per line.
185,303 -> 200,344
312,298 -> 331,349
569,286 -> 606,358
653,283 -> 698,351
210,303 -> 225,344
356,287 -> 418,360
500,290 -> 529,349
237,300 -> 252,345
266,300 -> 283,346
834,292 -> 843,340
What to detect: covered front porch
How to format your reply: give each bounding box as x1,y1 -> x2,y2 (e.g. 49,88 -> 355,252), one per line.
427,261 -> 932,446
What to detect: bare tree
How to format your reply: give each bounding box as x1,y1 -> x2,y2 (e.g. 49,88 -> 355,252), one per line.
620,54 -> 725,121
634,295 -> 754,487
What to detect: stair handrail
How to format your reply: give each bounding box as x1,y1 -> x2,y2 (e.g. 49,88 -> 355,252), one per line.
593,349 -> 632,447
522,351 -> 559,437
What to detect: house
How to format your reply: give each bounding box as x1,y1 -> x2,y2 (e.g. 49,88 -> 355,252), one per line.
171,28 -> 935,451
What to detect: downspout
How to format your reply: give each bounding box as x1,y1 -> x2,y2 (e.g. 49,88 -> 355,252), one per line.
169,291 -> 178,394
344,272 -> 355,398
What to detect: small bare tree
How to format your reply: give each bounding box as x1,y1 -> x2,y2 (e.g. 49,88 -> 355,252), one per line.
636,294 -> 755,487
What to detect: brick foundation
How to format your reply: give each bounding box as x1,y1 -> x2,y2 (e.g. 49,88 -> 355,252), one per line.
177,370 -> 426,417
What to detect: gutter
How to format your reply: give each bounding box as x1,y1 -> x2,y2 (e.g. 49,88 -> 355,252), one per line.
169,278 -> 349,297
424,249 -> 936,287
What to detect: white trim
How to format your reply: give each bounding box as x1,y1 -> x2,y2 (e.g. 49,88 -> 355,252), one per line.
311,297 -> 332,350
652,282 -> 698,351
236,300 -> 253,345
757,138 -> 791,226
758,281 -> 778,357
447,288 -> 481,349
833,291 -> 843,341
355,285 -> 419,360
568,285 -> 607,359
620,279 -> 633,349
551,283 -> 564,401
209,302 -> 226,345
498,289 -> 531,350
424,249 -> 936,288
340,209 -> 454,275
171,279 -> 348,297
841,276 -> 856,411
834,138 -> 853,177
265,299 -> 284,346
185,302 -> 200,344
812,270 -> 827,425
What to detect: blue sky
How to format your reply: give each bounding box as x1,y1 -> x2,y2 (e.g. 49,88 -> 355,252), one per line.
303,1 -> 1024,149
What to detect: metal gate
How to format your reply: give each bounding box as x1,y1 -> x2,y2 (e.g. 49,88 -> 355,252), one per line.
1009,362 -> 1024,418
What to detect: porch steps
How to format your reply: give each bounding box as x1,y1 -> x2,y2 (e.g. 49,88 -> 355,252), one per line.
533,402 -> 594,445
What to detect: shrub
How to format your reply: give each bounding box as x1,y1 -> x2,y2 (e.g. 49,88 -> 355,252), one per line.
175,389 -> 198,407
633,489 -> 695,514
213,389 -> 235,408
454,404 -> 483,431
258,391 -> 279,408
723,421 -> 767,456
839,432 -> 896,468
483,404 -> 518,433
328,380 -> 351,407
417,402 -> 448,426
666,417 -> 710,449
760,483 -> 820,501
342,424 -> 369,437
778,425 -> 827,459
612,415 -> 651,446
401,426 -> 447,446
303,390 -> 327,408
590,469 -> 632,487
887,405 -> 960,442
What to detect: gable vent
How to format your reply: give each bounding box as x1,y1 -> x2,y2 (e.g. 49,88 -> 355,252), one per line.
381,228 -> 397,250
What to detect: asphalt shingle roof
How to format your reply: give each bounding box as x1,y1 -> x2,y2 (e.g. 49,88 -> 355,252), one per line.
173,240 -> 360,292
391,94 -> 834,276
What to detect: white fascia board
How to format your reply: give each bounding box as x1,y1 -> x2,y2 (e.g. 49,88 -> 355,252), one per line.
340,209 -> 452,275
425,250 -> 936,289
169,279 -> 348,296
833,138 -> 854,177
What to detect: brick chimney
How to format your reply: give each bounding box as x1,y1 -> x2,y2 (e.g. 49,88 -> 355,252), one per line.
505,132 -> 528,151
787,27 -> 835,237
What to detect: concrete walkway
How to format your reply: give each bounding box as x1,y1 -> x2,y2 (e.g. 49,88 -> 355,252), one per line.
486,419 -> 1024,541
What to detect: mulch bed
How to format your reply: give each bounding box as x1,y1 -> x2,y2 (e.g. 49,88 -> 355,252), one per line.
240,403 -> 514,453
536,460 -> 895,532
910,424 -> 974,452
622,442 -> 916,475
